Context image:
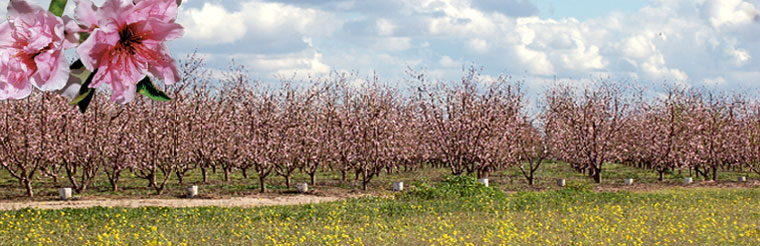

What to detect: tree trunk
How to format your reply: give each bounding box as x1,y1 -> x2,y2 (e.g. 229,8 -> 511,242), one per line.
148,173 -> 157,188
259,176 -> 267,193
341,170 -> 346,181
658,170 -> 664,182
362,175 -> 369,191
155,185 -> 165,195
711,167 -> 717,181
528,168 -> 535,186
107,170 -> 122,192
223,167 -> 230,182
201,166 -> 208,183
176,171 -> 184,185
241,168 -> 248,179
76,183 -> 88,194
23,178 -> 33,197
285,175 -> 291,188
66,168 -> 79,191
592,167 -> 602,183
110,178 -> 119,192
310,172 -> 316,185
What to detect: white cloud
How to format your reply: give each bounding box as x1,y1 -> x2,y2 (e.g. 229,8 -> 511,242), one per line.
178,3 -> 246,44
159,0 -> 760,92
240,1 -> 341,38
206,48 -> 330,81
177,0 -> 341,47
376,18 -> 396,36
371,37 -> 412,51
439,55 -> 459,67
466,38 -> 489,53
513,44 -> 555,75
729,48 -> 751,66
619,35 -> 655,59
703,0 -> 758,28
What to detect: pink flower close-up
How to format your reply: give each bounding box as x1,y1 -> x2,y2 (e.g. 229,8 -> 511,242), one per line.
0,0 -> 73,100
75,0 -> 184,104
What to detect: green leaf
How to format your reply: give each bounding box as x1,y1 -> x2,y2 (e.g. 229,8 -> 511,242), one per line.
67,60 -> 97,113
69,89 -> 92,106
73,89 -> 95,113
48,0 -> 68,17
78,32 -> 90,44
136,77 -> 172,101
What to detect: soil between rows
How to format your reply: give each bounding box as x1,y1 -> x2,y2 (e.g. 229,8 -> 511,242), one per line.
0,194 -> 351,211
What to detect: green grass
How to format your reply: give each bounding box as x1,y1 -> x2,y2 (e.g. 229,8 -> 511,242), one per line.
1,177 -> 758,245
0,161 -> 757,200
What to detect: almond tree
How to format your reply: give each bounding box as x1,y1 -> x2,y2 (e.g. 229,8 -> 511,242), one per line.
740,99 -> 760,176
353,82 -> 399,190
299,81 -> 329,185
169,54 -> 209,184
0,95 -> 57,197
515,117 -> 548,185
620,87 -> 690,181
417,69 -> 524,178
681,91 -> 743,181
132,98 -> 177,195
330,80 -> 360,182
252,91 -> 280,192
545,82 -> 629,183
61,95 -> 122,194
101,107 -> 132,192
188,81 -> 222,183
274,82 -> 313,188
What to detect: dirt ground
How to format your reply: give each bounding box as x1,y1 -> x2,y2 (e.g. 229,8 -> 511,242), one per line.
1,180 -> 757,211
0,194 -> 349,211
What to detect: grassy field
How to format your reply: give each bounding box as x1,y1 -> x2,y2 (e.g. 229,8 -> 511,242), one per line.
1,162 -> 759,245
0,176 -> 758,245
1,161 -> 757,200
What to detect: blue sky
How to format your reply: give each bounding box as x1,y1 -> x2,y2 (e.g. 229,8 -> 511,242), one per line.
14,0 -> 760,95
534,0 -> 651,20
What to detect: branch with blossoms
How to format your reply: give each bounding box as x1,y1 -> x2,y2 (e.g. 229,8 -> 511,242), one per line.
1,0 -> 184,112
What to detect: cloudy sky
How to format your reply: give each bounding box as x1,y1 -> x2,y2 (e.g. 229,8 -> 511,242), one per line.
14,0 -> 760,93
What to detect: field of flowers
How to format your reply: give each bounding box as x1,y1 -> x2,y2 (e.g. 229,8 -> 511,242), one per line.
1,177 -> 758,245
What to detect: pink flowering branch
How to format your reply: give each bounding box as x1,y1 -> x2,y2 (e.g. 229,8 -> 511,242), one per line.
1,0 -> 185,113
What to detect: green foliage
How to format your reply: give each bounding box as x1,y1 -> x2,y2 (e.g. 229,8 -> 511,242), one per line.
136,77 -> 171,102
67,60 -> 97,113
47,0 -> 68,17
561,182 -> 593,193
2,188 -> 759,245
400,175 -> 505,201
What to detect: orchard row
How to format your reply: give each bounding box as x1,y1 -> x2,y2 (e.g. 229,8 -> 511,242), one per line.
2,56 -> 759,197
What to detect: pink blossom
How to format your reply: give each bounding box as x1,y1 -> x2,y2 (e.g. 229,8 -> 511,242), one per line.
75,0 -> 183,104
0,0 -> 72,99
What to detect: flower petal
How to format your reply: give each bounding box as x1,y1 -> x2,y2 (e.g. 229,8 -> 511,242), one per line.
0,52 -> 33,100
133,0 -> 178,22
141,19 -> 184,42
62,16 -> 82,49
7,0 -> 37,17
32,50 -> 68,91
74,0 -> 99,28
148,44 -> 180,84
0,22 -> 13,47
